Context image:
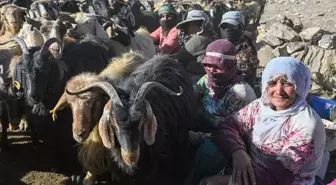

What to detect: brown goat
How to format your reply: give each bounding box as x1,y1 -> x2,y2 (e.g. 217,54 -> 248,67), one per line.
50,51 -> 146,184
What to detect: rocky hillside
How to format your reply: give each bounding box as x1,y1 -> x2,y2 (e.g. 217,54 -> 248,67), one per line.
261,0 -> 336,33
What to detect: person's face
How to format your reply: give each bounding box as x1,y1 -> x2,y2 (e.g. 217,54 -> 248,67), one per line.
266,77 -> 297,111
203,64 -> 225,73
160,13 -> 174,21
220,23 -> 239,30
185,21 -> 202,35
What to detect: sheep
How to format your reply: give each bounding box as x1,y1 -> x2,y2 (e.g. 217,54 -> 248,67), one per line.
49,51 -> 146,185
66,56 -> 196,184
68,13 -> 155,59
27,0 -> 60,20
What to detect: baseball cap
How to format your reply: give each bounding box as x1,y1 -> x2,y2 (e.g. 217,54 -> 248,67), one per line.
218,11 -> 245,28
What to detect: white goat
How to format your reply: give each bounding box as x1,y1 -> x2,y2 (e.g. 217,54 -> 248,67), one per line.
68,13 -> 156,59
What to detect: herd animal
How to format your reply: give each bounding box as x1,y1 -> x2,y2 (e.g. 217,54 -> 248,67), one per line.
0,0 -> 265,184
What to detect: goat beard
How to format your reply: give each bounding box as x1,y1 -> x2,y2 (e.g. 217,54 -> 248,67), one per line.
29,102 -> 47,116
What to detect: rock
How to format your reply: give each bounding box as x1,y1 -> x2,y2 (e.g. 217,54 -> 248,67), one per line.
314,0 -> 321,4
302,46 -> 336,91
257,44 -> 274,67
260,34 -> 283,47
272,43 -> 289,57
300,27 -> 323,41
267,22 -> 301,41
317,13 -> 325,16
318,35 -> 336,49
291,50 -> 306,60
287,42 -> 306,54
292,17 -> 303,32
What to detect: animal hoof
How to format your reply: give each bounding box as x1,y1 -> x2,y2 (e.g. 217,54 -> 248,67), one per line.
111,171 -> 120,182
70,175 -> 82,184
19,120 -> 29,131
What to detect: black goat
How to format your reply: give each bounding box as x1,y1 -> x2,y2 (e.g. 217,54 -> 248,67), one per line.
114,0 -> 160,33
11,35 -> 116,174
67,56 -> 196,184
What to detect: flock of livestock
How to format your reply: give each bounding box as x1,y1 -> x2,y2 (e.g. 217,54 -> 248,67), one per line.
0,0 -> 265,184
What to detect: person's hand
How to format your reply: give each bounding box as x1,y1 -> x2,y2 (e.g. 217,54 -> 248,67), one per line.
232,149 -> 256,185
199,175 -> 230,185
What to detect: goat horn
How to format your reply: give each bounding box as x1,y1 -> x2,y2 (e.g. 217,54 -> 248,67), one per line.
65,81 -> 124,106
87,15 -> 111,22
56,14 -> 76,24
40,37 -> 63,56
11,36 -> 29,54
135,82 -> 183,102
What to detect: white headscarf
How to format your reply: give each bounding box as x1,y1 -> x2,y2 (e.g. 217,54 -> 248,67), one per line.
253,57 -> 312,145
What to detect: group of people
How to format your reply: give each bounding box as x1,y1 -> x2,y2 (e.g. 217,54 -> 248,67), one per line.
148,2 -> 334,185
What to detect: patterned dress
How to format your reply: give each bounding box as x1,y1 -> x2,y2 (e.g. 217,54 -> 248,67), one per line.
194,75 -> 256,129
213,100 -> 326,185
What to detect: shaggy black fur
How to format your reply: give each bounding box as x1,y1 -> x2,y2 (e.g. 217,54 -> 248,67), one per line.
108,56 -> 196,185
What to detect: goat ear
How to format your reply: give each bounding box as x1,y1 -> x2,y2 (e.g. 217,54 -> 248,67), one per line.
143,100 -> 157,145
99,100 -> 115,149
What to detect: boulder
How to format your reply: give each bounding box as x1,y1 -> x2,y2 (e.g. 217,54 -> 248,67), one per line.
287,42 -> 306,54
318,35 -> 336,49
260,34 -> 283,47
300,27 -> 323,41
266,21 -> 301,41
302,46 -> 336,91
272,43 -> 289,57
291,50 -> 305,60
257,44 -> 274,67
292,17 -> 303,33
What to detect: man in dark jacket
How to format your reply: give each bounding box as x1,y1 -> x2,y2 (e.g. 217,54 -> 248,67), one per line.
218,11 -> 259,89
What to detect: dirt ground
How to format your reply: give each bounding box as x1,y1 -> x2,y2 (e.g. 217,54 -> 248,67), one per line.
1,0 -> 336,184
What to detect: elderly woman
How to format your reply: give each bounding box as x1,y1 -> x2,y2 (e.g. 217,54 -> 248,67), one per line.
201,57 -> 326,185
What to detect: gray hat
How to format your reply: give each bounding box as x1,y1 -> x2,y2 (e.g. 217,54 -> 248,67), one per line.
176,10 -> 210,30
218,11 -> 245,28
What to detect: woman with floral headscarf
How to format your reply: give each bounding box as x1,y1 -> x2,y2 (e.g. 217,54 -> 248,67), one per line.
201,57 -> 326,185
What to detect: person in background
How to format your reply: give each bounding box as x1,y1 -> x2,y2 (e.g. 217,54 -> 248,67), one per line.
184,40 -> 256,185
150,4 -> 180,54
219,11 -> 259,89
202,57 -> 326,185
175,10 -> 219,83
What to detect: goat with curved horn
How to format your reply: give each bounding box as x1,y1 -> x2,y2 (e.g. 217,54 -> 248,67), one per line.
135,82 -> 183,102
39,37 -> 63,56
65,81 -> 124,107
11,36 -> 29,54
56,14 -> 77,24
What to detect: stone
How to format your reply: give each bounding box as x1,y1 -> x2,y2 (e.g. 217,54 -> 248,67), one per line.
300,27 -> 323,41
318,35 -> 336,49
286,42 -> 306,54
272,43 -> 289,57
291,50 -> 306,60
292,17 -> 303,32
267,22 -> 301,41
257,44 -> 274,67
302,46 -> 336,91
260,34 -> 283,47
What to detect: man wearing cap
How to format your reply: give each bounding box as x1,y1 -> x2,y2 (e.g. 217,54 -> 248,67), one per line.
174,10 -> 219,83
150,4 -> 180,55
218,11 -> 259,89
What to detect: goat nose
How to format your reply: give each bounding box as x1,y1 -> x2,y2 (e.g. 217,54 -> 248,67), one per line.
76,130 -> 86,137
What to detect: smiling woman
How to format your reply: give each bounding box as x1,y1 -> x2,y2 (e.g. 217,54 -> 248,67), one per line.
201,57 -> 327,185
